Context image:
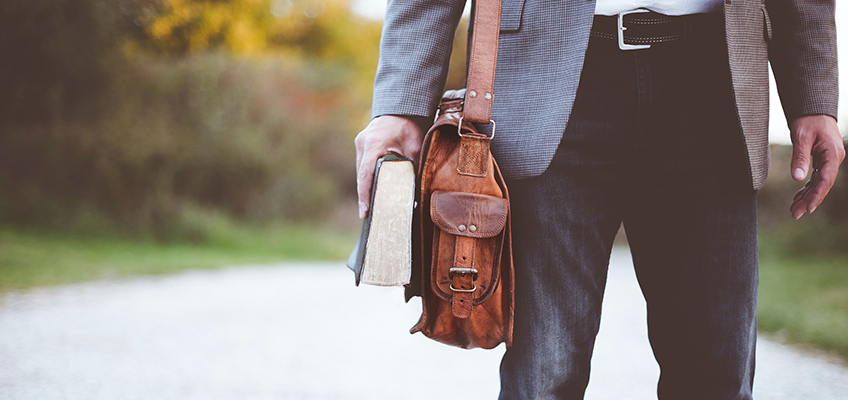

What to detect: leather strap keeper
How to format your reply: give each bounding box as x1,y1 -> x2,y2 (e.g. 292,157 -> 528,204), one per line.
451,235 -> 477,318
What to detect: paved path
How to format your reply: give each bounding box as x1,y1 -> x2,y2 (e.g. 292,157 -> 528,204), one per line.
1,247 -> 846,399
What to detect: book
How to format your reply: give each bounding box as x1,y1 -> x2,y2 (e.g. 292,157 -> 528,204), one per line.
346,155 -> 415,286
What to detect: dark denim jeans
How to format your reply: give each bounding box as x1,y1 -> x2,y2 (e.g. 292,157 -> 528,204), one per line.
498,15 -> 759,400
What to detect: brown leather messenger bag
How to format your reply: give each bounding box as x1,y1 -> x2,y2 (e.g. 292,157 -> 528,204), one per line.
408,0 -> 514,350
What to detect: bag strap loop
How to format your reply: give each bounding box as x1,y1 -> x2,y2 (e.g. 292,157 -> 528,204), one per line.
463,0 -> 502,124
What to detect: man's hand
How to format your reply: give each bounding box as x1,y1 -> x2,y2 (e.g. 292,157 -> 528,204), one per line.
789,114 -> 845,220
354,115 -> 426,219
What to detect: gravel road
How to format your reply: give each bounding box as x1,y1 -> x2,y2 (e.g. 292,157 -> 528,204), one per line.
1,246 -> 846,399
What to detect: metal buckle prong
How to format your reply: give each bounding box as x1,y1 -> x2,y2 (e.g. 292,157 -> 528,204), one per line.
618,9 -> 652,50
449,267 -> 479,281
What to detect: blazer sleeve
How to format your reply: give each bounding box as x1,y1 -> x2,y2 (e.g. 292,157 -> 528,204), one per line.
767,0 -> 838,123
370,0 -> 467,120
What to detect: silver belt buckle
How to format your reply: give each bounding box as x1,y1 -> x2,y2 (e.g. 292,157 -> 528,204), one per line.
618,9 -> 651,50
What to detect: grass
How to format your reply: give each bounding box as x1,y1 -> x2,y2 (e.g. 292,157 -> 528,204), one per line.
757,252 -> 848,361
3,224 -> 846,362
0,224 -> 357,293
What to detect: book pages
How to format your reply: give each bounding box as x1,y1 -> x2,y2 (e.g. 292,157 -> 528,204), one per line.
361,160 -> 414,286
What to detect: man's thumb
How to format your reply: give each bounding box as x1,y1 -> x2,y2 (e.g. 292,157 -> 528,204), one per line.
791,136 -> 812,181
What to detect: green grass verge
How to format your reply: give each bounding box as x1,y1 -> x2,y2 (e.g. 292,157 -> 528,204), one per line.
0,225 -> 357,293
4,225 -> 846,361
758,253 -> 848,361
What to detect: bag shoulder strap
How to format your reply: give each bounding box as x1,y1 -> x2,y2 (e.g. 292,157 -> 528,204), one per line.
463,0 -> 502,125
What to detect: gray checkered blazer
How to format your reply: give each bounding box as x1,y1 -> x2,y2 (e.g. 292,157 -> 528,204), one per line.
371,0 -> 838,189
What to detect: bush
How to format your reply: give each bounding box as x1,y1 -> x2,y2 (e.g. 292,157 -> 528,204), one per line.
0,54 -> 361,238
0,0 -> 382,240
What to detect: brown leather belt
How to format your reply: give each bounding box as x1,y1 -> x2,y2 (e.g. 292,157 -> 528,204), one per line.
590,10 -> 722,50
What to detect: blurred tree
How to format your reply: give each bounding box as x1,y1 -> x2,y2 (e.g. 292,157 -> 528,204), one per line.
127,0 -> 276,55
0,0 -> 384,238
0,0 -> 128,125
125,0 -> 381,61
125,0 -> 382,114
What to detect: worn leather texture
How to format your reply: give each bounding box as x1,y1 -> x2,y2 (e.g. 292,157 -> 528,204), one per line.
410,90 -> 515,350
463,0 -> 501,123
430,191 -> 508,238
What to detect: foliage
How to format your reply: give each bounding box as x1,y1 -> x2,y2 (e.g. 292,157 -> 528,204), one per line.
0,55 -> 361,238
123,0 -> 384,99
127,0 -> 278,55
0,223 -> 356,293
0,0 -> 384,239
123,0 -> 382,89
125,0 -> 369,56
758,254 -> 848,361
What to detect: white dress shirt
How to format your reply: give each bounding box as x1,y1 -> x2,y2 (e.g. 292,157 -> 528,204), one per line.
595,0 -> 723,15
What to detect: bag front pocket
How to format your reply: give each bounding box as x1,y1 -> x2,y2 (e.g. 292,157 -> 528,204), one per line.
429,190 -> 508,317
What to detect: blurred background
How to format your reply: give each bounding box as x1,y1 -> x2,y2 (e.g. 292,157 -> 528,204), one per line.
0,0 -> 845,364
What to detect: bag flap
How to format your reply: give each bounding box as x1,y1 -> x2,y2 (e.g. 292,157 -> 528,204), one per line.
430,191 -> 508,238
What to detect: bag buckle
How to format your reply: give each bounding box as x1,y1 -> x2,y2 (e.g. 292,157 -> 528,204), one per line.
449,267 -> 478,292
618,9 -> 651,50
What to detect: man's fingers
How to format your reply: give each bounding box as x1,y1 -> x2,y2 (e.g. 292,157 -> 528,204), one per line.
353,115 -> 427,219
790,202 -> 807,220
355,142 -> 363,181
805,164 -> 838,211
354,131 -> 369,219
356,150 -> 379,219
799,138 -> 845,217
793,180 -> 811,201
790,178 -> 813,219
790,162 -> 838,219
795,181 -> 825,218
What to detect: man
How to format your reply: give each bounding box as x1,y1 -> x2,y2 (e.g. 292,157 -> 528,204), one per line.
355,0 -> 843,398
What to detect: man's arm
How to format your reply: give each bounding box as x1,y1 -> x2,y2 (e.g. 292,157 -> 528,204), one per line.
767,0 -> 843,219
355,0 -> 466,218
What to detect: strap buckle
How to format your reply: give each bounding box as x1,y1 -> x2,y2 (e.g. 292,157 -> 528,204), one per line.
617,9 -> 652,50
449,267 -> 478,293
